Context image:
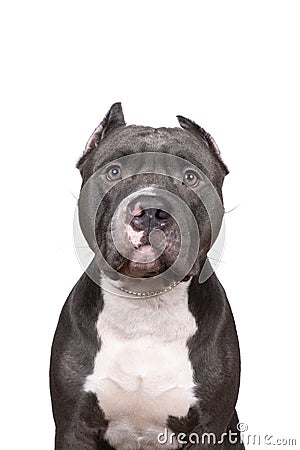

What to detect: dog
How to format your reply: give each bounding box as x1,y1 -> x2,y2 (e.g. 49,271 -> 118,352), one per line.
50,103 -> 245,450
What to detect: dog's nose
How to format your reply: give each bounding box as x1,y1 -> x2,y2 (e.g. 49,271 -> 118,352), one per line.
131,208 -> 170,231
129,200 -> 171,232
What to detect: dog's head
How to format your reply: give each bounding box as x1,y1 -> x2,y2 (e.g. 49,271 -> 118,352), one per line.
77,103 -> 228,287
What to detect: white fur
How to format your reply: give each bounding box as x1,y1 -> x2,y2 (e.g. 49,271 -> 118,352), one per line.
126,224 -> 144,248
84,276 -> 197,450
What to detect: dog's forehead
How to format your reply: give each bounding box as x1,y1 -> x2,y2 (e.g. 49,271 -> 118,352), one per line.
93,125 -> 213,170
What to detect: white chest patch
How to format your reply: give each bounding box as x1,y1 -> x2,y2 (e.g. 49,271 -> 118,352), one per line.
84,277 -> 198,450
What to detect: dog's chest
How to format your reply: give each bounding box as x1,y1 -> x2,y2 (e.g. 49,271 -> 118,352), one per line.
84,281 -> 197,450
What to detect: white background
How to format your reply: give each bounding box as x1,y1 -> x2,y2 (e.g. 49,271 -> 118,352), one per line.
1,1 -> 299,448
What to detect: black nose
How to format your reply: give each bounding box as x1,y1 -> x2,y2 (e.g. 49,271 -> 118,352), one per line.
130,205 -> 171,232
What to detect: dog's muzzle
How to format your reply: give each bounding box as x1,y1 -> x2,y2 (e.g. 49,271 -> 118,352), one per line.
112,190 -> 174,258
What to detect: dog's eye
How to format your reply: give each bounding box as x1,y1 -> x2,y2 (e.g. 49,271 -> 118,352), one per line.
106,166 -> 122,181
183,170 -> 200,187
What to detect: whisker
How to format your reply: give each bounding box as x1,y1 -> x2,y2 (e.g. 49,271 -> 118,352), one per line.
225,203 -> 240,214
70,191 -> 79,200
208,256 -> 226,265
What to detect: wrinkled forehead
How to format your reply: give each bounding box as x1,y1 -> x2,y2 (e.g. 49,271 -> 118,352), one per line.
92,125 -> 209,173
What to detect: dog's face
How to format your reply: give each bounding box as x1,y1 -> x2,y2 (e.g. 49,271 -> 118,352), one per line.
77,103 -> 228,284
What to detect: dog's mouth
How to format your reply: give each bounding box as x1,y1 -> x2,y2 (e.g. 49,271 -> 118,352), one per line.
119,228 -> 176,278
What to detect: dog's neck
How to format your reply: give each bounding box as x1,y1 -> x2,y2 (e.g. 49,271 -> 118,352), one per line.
100,272 -> 191,301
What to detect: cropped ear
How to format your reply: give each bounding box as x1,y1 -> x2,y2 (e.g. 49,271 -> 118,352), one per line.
84,102 -> 125,153
77,102 -> 125,169
177,115 -> 221,155
177,115 -> 229,174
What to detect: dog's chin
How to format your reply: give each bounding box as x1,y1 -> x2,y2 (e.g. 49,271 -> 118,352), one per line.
121,257 -> 164,279
115,245 -> 168,279
121,261 -> 162,278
